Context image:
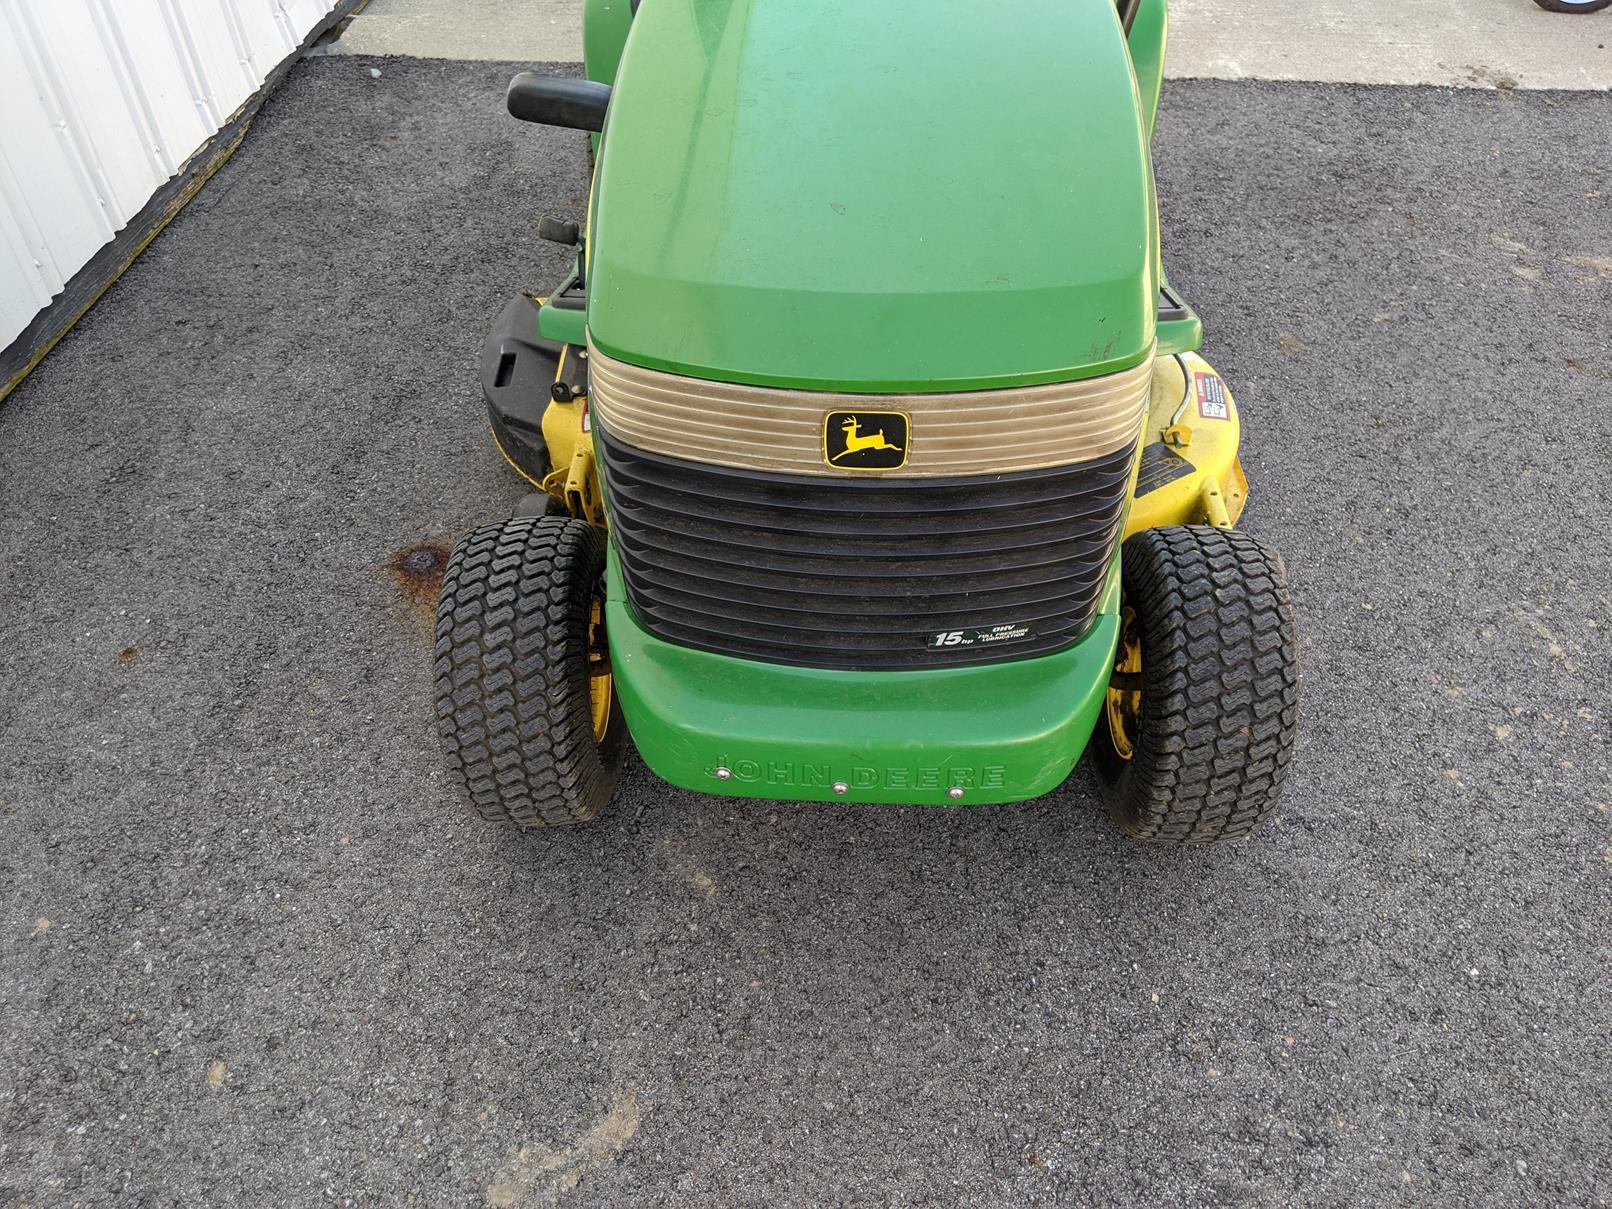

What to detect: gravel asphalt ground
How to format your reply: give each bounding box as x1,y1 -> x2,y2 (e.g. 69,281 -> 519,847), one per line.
1,58 -> 1608,1209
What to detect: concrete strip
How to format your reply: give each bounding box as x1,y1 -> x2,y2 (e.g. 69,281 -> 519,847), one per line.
1167,0 -> 1612,90
331,0 -> 1612,90
333,0 -> 582,61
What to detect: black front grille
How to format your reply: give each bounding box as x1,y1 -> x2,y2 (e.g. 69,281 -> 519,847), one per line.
599,428 -> 1135,670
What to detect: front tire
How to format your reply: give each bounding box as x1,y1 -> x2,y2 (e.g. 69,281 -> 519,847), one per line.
1533,0 -> 1612,12
1091,526 -> 1299,843
434,515 -> 625,827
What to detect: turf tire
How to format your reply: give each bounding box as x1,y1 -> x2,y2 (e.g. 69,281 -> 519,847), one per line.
1092,525 -> 1299,843
434,515 -> 624,827
1532,0 -> 1612,12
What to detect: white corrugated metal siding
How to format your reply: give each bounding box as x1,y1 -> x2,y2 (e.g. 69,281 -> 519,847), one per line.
0,0 -> 339,349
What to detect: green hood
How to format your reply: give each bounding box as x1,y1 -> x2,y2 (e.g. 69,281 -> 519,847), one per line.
588,0 -> 1157,393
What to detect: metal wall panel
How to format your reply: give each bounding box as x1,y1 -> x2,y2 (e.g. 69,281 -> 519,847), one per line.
0,0 -> 339,350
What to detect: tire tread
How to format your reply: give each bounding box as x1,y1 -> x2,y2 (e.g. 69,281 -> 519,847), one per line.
432,516 -> 621,827
1099,525 -> 1299,843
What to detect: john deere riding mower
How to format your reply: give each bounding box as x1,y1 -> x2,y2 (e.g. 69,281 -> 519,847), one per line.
436,0 -> 1300,843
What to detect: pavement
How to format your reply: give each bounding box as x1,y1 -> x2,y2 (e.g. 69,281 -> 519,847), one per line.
330,0 -> 1612,90
1,47 -> 1610,1209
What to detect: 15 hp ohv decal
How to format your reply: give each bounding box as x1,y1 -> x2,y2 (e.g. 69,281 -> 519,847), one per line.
929,622 -> 1033,649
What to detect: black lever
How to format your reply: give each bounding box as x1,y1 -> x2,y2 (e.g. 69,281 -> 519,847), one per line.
506,74 -> 611,132
538,217 -> 580,246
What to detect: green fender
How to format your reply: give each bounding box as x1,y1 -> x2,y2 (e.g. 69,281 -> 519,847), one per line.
589,0 -> 1168,133
1129,0 -> 1169,142
582,0 -> 633,87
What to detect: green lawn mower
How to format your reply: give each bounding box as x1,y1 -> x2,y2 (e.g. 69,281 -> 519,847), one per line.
437,0 -> 1301,843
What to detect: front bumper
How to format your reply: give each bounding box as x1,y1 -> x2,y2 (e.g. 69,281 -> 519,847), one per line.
605,550 -> 1120,806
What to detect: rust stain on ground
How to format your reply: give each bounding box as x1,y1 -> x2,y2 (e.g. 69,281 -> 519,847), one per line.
117,646 -> 140,665
391,542 -> 452,618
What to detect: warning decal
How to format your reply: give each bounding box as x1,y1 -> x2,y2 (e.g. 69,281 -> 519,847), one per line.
1196,373 -> 1230,421
1135,442 -> 1195,496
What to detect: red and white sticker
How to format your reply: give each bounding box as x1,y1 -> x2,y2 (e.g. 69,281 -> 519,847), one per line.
1195,372 -> 1230,420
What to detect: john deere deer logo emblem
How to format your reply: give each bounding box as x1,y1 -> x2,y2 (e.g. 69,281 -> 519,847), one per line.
823,410 -> 909,470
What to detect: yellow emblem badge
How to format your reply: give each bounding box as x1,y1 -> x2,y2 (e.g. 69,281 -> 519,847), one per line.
823,411 -> 909,470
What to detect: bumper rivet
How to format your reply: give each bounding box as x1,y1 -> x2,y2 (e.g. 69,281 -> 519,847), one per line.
832,781 -> 849,796
713,766 -> 733,781
947,786 -> 965,800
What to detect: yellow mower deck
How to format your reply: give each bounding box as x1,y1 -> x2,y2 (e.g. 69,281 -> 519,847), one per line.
1125,353 -> 1248,535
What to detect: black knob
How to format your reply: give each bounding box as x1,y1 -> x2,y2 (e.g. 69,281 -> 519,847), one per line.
538,217 -> 580,246
551,381 -> 575,403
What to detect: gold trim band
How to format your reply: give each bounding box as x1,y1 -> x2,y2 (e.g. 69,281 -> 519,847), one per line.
586,343 -> 1155,478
